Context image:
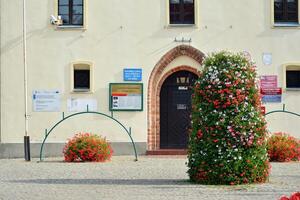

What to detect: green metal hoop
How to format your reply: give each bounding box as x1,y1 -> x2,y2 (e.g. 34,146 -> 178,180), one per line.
265,104 -> 300,118
39,105 -> 138,162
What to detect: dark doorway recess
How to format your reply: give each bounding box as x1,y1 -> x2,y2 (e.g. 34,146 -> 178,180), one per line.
160,70 -> 198,149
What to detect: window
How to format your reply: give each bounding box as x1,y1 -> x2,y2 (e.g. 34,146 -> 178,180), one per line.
74,69 -> 90,89
169,0 -> 195,25
286,70 -> 300,88
58,0 -> 84,26
274,0 -> 298,23
283,64 -> 300,90
71,62 -> 93,92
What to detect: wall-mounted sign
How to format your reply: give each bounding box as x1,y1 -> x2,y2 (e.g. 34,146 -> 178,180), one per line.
33,90 -> 61,112
261,88 -> 282,103
123,68 -> 142,81
109,83 -> 143,111
262,53 -> 272,65
67,98 -> 97,112
260,75 -> 278,89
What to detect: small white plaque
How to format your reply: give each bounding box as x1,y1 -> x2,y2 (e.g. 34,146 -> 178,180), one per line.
67,98 -> 97,112
263,53 -> 272,65
178,86 -> 188,90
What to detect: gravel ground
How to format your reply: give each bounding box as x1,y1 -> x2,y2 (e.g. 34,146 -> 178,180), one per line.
0,156 -> 299,200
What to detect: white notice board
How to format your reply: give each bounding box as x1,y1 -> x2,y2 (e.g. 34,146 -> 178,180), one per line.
67,98 -> 98,112
110,83 -> 143,111
32,90 -> 61,112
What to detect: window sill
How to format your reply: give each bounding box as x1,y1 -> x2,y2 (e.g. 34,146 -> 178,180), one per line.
273,23 -> 300,28
71,89 -> 93,93
166,24 -> 198,29
285,88 -> 300,91
56,25 -> 86,30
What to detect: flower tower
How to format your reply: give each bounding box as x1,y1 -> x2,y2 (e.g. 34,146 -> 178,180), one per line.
187,51 -> 270,185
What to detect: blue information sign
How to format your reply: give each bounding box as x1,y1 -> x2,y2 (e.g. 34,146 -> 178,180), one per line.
262,95 -> 282,103
123,68 -> 142,81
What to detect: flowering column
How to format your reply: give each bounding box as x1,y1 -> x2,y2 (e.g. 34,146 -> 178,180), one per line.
187,51 -> 270,185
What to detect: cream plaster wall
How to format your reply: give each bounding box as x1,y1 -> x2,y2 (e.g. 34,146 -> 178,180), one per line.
1,0 -> 300,145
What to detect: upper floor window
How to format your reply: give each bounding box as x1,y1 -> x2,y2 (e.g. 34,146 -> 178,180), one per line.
58,0 -> 84,26
274,0 -> 298,23
169,0 -> 195,25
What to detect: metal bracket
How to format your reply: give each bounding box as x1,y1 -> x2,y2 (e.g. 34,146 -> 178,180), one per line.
174,37 -> 192,43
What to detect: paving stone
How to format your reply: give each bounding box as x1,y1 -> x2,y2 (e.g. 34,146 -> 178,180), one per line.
0,156 -> 299,200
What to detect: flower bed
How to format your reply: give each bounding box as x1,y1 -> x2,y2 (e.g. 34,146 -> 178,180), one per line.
63,133 -> 113,162
267,132 -> 300,162
187,51 -> 270,185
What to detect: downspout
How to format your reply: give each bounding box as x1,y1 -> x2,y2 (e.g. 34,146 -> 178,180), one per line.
23,0 -> 30,161
0,0 -> 2,143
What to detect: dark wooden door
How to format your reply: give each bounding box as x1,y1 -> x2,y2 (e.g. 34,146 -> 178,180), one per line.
160,71 -> 198,149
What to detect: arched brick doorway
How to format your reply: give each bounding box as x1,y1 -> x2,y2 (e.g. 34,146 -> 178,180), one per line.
147,45 -> 205,154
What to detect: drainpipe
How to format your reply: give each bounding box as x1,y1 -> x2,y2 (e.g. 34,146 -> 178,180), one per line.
23,0 -> 30,161
0,0 -> 2,143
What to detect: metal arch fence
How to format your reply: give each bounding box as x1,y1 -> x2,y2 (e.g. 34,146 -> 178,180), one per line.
264,104 -> 300,118
39,105 -> 138,162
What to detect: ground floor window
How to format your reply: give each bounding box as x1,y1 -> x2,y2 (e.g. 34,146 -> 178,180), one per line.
283,64 -> 300,89
71,61 -> 93,92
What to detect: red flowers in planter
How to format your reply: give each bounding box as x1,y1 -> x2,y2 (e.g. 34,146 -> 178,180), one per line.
63,133 -> 113,162
267,132 -> 300,162
280,192 -> 300,200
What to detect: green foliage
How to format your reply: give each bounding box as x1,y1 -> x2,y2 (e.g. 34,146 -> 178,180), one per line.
188,51 -> 270,185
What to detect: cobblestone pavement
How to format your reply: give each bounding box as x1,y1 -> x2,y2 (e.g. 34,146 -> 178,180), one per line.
0,156 -> 299,200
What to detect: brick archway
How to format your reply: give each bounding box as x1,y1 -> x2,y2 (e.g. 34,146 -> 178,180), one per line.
147,45 -> 205,152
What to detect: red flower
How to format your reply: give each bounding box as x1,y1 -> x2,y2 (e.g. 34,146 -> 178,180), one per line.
290,192 -> 300,200
279,196 -> 289,200
197,130 -> 203,139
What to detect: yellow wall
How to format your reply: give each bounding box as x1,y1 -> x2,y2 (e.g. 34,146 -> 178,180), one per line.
1,0 -> 300,144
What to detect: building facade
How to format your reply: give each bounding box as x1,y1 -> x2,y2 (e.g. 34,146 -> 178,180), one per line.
1,0 -> 300,158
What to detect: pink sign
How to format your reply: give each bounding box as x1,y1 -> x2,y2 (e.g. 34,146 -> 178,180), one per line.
260,88 -> 282,95
260,75 -> 277,89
